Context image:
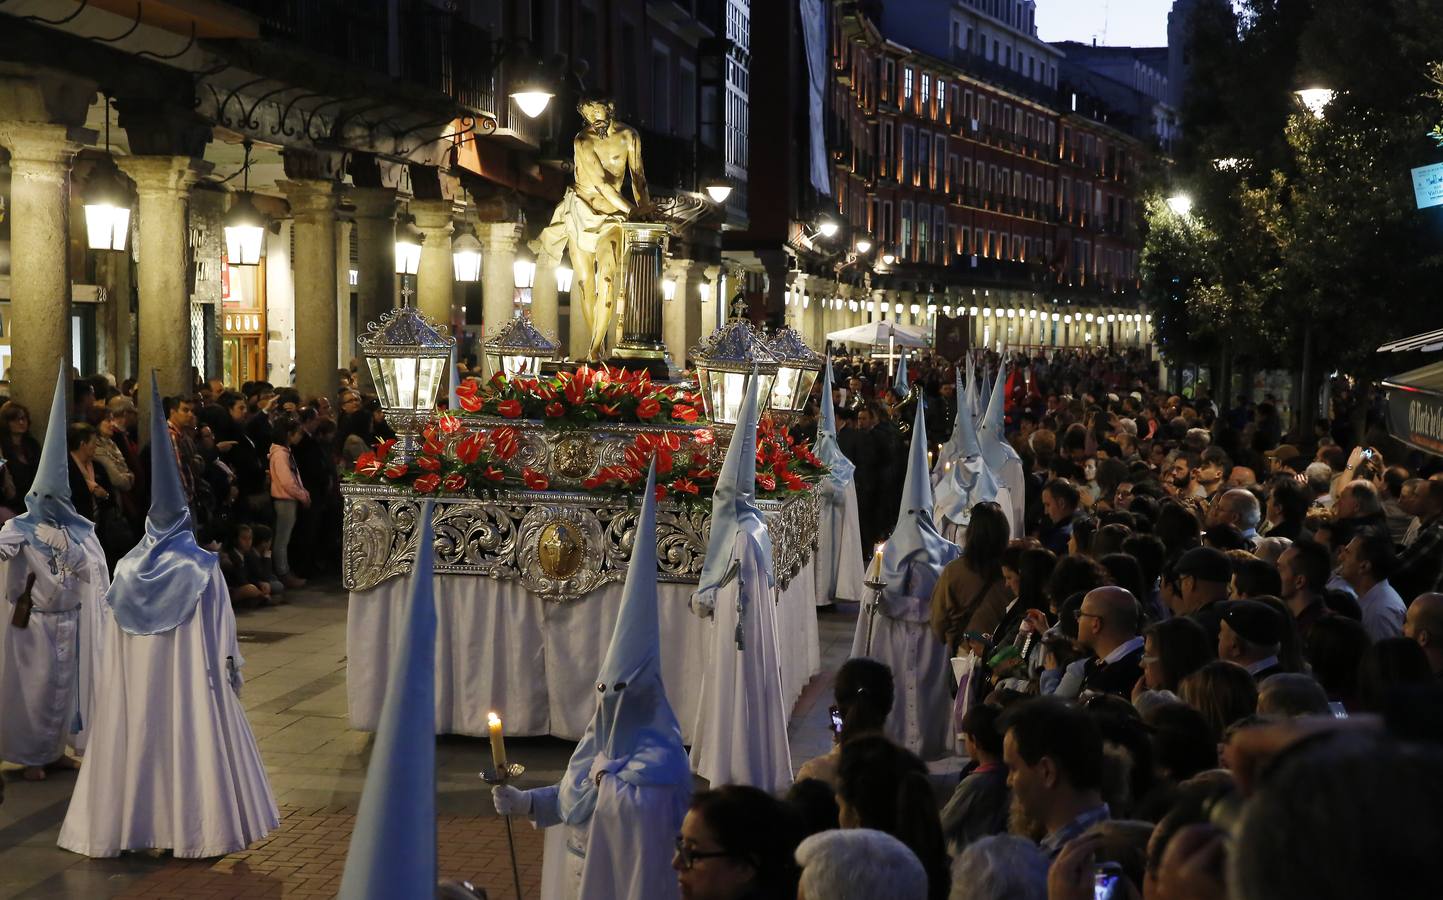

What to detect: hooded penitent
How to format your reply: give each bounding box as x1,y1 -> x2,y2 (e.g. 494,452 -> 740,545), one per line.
555,462 -> 689,826
107,373 -> 214,635
10,364 -> 95,575
813,359 -> 854,489
339,503 -> 439,898
694,370 -> 774,610
977,356 -> 1021,473
892,351 -> 910,398
881,398 -> 958,597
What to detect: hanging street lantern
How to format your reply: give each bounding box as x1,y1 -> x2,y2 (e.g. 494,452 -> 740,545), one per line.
395,215 -> 424,276
83,95 -> 132,253
692,293 -> 779,426
222,140 -> 267,266
452,224 -> 483,283
358,301 -> 455,459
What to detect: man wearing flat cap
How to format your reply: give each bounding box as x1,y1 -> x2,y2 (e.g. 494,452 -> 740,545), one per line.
1218,600 -> 1286,681
1171,546 -> 1233,642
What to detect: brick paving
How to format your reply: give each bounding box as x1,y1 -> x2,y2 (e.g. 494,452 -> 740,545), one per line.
0,583 -> 857,899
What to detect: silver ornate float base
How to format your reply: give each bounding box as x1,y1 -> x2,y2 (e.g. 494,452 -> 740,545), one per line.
342,483 -> 821,601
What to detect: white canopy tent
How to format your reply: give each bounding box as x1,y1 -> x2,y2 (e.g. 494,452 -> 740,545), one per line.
826,321 -> 930,347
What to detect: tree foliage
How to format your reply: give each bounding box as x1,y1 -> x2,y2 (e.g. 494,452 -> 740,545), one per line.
1141,0 -> 1443,380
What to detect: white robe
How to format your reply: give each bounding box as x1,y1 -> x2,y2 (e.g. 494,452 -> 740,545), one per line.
533,776 -> 686,900
850,558 -> 955,761
0,524 -> 108,765
996,458 -> 1026,540
814,480 -> 866,606
57,569 -> 279,858
690,533 -> 793,792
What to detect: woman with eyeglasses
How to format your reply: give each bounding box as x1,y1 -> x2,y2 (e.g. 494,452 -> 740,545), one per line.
673,785 -> 804,900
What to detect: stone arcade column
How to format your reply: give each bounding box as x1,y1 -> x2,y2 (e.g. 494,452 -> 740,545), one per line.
662,257 -> 703,367
119,155 -> 209,434
349,187 -> 399,333
532,252 -> 561,350
281,179 -> 340,403
0,122 -> 88,437
410,199 -> 456,329
336,218 -> 353,369
479,221 -> 521,336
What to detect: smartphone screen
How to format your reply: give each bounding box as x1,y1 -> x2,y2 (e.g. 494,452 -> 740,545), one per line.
1094,865 -> 1122,900
829,708 -> 844,736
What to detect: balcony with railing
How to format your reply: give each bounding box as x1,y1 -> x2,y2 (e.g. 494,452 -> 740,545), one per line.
948,47 -> 1060,108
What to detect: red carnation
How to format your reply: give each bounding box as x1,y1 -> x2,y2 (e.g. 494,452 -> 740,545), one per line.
497,398 -> 523,419
414,473 -> 441,493
522,468 -> 550,491
442,473 -> 468,492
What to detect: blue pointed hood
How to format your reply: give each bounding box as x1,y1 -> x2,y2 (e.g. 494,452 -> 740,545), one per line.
978,358 -> 1019,473
340,503 -> 439,899
10,364 -> 95,560
557,462 -> 689,825
882,397 -> 958,590
107,373 -> 214,634
965,353 -> 981,423
935,369 -> 981,474
695,370 -> 774,601
813,359 -> 854,489
892,351 -> 910,398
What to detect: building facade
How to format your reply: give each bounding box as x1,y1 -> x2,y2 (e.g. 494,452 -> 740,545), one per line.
0,0 -> 746,434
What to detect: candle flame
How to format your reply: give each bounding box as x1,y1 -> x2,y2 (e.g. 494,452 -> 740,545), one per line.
488,711 -> 502,727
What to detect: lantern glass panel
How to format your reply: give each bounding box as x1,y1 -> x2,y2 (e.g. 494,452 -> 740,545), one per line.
395,241 -> 422,276
415,356 -> 446,411
84,204 -> 130,252
453,249 -> 482,282
225,222 -> 265,266
771,367 -> 803,413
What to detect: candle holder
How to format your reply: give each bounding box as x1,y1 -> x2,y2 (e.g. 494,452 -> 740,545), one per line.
480,763 -> 527,785
480,760 -> 528,900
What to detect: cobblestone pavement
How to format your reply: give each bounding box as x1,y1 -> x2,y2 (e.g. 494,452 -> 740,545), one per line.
0,581 -> 858,899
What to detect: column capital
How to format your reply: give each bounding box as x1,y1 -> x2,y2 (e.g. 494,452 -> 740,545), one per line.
117,155 -> 211,195
279,179 -> 340,222
408,198 -> 459,234
663,257 -> 700,279
0,122 -> 93,170
478,221 -> 522,253
348,186 -> 399,220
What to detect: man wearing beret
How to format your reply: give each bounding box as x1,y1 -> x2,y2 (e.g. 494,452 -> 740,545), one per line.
1218,600 -> 1287,681
1171,546 -> 1233,642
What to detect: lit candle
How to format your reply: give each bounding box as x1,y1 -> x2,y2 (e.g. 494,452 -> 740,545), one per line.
488,711 -> 508,775
868,542 -> 886,582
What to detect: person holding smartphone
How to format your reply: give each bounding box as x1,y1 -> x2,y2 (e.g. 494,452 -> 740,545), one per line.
795,658 -> 894,788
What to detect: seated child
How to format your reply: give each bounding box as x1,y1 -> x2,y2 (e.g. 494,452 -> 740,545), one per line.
246,523 -> 286,597
220,522 -> 272,608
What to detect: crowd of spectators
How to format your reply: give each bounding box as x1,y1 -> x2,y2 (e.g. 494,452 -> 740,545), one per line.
661,345 -> 1443,900
0,367 -> 393,603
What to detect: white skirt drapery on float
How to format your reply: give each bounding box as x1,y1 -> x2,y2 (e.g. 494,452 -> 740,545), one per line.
58,571 -> 279,858
345,559 -> 820,741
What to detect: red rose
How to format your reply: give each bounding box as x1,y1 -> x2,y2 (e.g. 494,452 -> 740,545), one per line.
354,452 -> 381,477
756,474 -> 776,492
671,403 -> 699,423
416,455 -> 442,472
522,468 -> 550,491
497,398 -> 523,418
636,397 -> 662,420
545,401 -> 565,418
442,473 -> 468,492
384,462 -> 409,479
671,477 -> 699,495
480,465 -> 505,482
437,413 -> 463,434
414,473 -> 441,493
454,433 -> 485,465
490,427 -> 520,460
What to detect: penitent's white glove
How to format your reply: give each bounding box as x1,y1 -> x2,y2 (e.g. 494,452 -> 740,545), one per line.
492,784 -> 532,816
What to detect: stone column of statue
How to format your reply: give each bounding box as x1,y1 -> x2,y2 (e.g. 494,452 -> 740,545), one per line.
532,93 -> 650,361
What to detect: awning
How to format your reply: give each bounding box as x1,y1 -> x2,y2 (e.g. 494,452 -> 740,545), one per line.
1378,327 -> 1443,353
1382,360 -> 1443,456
